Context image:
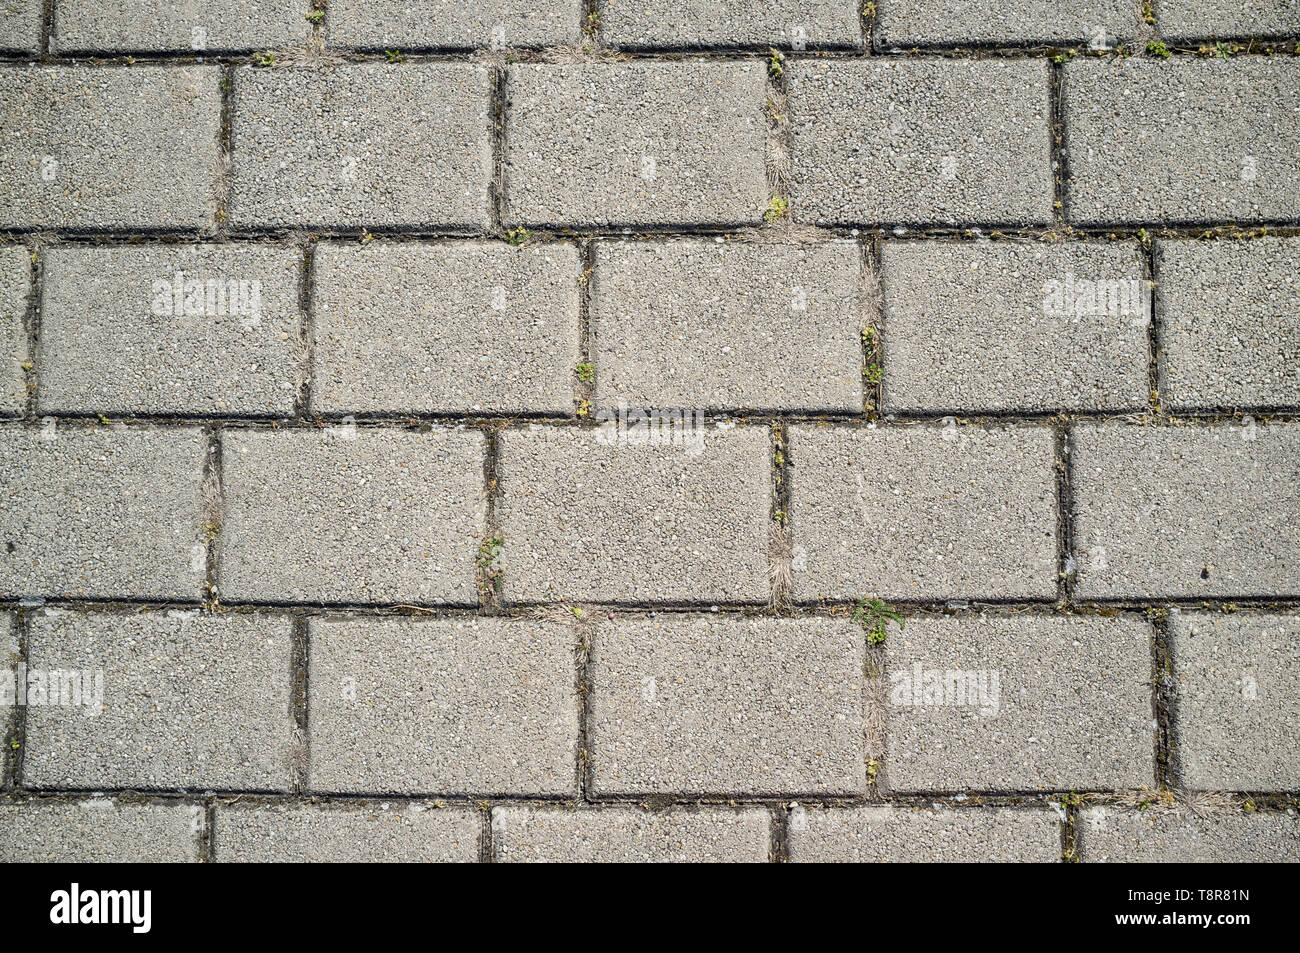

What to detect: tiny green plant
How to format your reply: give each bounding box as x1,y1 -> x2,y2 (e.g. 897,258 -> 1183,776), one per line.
254,52 -> 276,67
768,48 -> 784,79
1146,41 -> 1171,58
863,363 -> 882,384
306,10 -> 324,24
384,49 -> 406,63
505,227 -> 532,246
1214,42 -> 1235,59
574,362 -> 595,385
763,196 -> 789,222
477,536 -> 504,593
853,597 -> 903,645
1061,791 -> 1084,808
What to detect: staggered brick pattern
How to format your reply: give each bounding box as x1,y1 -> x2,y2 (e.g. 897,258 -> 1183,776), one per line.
2,0 -> 1299,864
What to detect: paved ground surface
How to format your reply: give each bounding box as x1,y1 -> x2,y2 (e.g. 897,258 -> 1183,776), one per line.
0,2 -> 1298,863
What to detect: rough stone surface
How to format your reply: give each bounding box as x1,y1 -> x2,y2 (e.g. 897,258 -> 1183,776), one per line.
1079,807 -> 1300,862
0,0 -> 40,55
312,241 -> 580,415
1156,238 -> 1300,411
883,613 -> 1154,793
0,425 -> 207,601
788,807 -> 1062,862
38,244 -> 301,416
1158,1 -> 1300,41
1064,58 -> 1300,225
217,427 -> 485,605
0,65 -> 221,229
1169,611 -> 1300,792
231,64 -> 491,229
1,246 -> 29,416
492,807 -> 771,862
1071,422 -> 1300,599
881,240 -> 1150,414
588,616 -> 865,796
601,0 -> 862,48
592,239 -> 863,413
22,610 -> 295,791
497,424 -> 770,604
790,424 -> 1059,601
52,0 -> 307,53
789,59 -> 1053,226
308,616 -> 577,795
504,62 -> 768,227
0,800 -> 202,862
876,1 -> 1138,46
215,804 -> 481,862
329,0 -> 581,49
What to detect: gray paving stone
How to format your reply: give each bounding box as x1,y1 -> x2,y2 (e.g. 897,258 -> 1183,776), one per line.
231,64 -> 491,229
38,244 -> 300,417
592,239 -> 863,413
883,613 -> 1155,793
789,424 -> 1058,601
1156,238 -> 1300,411
0,800 -> 202,862
589,616 -> 865,796
0,425 -> 207,601
1070,422 -> 1300,599
1079,806 -> 1300,862
876,0 -> 1137,46
492,807 -> 771,862
22,609 -> 296,791
215,803 -> 481,862
788,59 -> 1053,226
1,246 -> 29,416
1064,58 -> 1300,225
788,807 -> 1062,862
881,240 -> 1150,414
217,427 -> 485,605
601,0 -> 862,49
1158,1 -> 1300,42
307,616 -> 577,795
329,0 -> 581,49
504,62 -> 768,228
497,424 -> 770,604
312,241 -> 580,415
1169,611 -> 1300,791
0,66 -> 221,230
0,0 -> 40,53
52,0 -> 307,53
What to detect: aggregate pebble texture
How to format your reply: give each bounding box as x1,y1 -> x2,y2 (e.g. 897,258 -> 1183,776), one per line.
1,1 -> 1298,865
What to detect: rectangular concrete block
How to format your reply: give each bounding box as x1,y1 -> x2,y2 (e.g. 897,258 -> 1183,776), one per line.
52,0 -> 307,53
312,241 -> 580,415
504,62 -> 768,227
329,0 -> 581,49
217,427 -> 485,605
497,424 -> 770,604
0,800 -> 202,862
883,613 -> 1155,793
1169,611 -> 1300,791
592,239 -> 863,413
0,425 -> 207,601
790,424 -> 1059,601
876,0 -> 1138,45
492,807 -> 771,862
22,609 -> 296,791
1158,1 -> 1300,42
1070,422 -> 1300,599
1064,58 -> 1300,225
0,66 -> 221,230
0,0 -> 40,53
38,244 -> 301,416
231,64 -> 491,229
1156,238 -> 1300,411
1079,806 -> 1300,862
589,616 -> 865,796
789,59 -> 1053,226
600,0 -> 862,49
215,803 -> 481,862
307,616 -> 578,795
881,240 -> 1149,414
788,807 -> 1062,862
1,245 -> 30,416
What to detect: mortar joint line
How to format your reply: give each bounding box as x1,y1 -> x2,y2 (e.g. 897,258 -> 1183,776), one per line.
20,237 -> 43,421
3,608 -> 31,791
295,238 -> 316,419
290,614 -> 311,795
201,426 -> 225,607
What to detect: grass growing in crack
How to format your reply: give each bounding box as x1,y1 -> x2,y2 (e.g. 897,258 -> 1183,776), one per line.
477,536 -> 504,595
852,598 -> 903,646
306,10 -> 324,24
1146,41 -> 1171,58
574,362 -> 595,385
505,227 -> 532,246
763,196 -> 789,222
253,52 -> 276,67
384,49 -> 406,63
768,48 -> 784,79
